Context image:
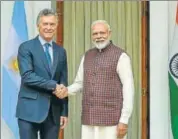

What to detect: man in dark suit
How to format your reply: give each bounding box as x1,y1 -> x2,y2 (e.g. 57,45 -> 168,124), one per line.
16,8 -> 68,139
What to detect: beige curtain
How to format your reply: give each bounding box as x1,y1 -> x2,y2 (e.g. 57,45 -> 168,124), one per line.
63,1 -> 141,139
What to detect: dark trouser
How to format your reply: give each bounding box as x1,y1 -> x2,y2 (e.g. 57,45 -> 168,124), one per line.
18,107 -> 60,139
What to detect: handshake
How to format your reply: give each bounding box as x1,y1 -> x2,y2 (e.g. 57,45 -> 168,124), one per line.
53,84 -> 68,99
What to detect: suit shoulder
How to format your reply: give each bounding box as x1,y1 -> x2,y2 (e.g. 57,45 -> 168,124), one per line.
53,42 -> 66,52
19,38 -> 36,50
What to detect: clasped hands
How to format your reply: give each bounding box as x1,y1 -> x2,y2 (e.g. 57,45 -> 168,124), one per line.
53,84 -> 68,99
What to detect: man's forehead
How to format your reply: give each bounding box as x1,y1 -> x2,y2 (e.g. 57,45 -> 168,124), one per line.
92,23 -> 108,31
40,15 -> 57,22
40,15 -> 56,20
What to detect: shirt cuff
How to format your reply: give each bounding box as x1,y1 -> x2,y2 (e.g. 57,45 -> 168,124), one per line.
48,80 -> 57,91
119,116 -> 130,124
67,87 -> 76,96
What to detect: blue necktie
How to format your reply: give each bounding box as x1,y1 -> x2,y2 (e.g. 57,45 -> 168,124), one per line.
44,43 -> 52,69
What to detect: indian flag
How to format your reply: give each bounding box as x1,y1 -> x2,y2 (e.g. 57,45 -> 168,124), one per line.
1,1 -> 28,139
169,3 -> 178,139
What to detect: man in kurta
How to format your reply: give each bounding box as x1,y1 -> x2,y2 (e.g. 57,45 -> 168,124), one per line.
56,20 -> 134,139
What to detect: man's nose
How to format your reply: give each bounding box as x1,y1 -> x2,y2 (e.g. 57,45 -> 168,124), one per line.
96,33 -> 102,38
46,24 -> 51,29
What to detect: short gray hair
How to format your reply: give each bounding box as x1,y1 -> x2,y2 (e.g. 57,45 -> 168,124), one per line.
36,8 -> 58,25
91,20 -> 111,31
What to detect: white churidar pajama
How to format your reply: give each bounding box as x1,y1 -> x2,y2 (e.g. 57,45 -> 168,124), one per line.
81,125 -> 127,139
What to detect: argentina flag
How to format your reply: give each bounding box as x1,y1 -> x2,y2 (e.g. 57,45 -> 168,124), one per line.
1,1 -> 28,139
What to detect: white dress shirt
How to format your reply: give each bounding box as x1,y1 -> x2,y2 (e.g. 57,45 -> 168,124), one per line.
38,35 -> 53,64
67,52 -> 135,124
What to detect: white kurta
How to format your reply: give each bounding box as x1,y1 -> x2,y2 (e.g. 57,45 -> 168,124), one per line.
68,52 -> 134,139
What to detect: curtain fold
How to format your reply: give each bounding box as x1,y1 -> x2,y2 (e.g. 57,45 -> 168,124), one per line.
63,2 -> 141,139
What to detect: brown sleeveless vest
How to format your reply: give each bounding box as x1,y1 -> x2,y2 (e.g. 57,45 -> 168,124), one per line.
82,42 -> 124,126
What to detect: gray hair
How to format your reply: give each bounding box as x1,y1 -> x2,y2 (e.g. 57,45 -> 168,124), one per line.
91,20 -> 111,31
36,8 -> 58,25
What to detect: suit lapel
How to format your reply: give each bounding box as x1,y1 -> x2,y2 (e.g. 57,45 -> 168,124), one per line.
34,37 -> 52,76
51,43 -> 59,78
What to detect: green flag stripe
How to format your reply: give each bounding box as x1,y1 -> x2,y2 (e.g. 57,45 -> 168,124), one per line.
169,73 -> 178,139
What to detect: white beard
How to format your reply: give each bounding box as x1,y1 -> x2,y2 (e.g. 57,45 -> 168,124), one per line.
93,40 -> 110,50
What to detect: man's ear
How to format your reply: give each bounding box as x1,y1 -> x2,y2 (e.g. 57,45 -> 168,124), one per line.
108,30 -> 112,37
37,25 -> 40,31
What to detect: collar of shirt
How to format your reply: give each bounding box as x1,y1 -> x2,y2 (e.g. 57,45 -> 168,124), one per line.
38,35 -> 53,47
38,35 -> 53,63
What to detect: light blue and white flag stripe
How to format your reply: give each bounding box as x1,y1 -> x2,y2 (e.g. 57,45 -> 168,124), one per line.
2,1 -> 28,139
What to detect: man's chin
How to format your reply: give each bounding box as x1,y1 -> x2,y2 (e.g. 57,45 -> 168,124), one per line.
94,40 -> 109,48
43,36 -> 53,41
93,42 -> 105,46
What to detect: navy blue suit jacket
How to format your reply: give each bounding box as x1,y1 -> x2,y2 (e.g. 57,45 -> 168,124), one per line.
16,36 -> 68,125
